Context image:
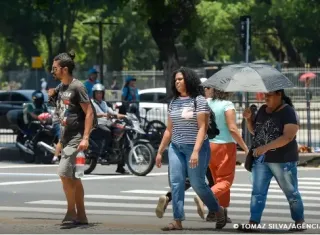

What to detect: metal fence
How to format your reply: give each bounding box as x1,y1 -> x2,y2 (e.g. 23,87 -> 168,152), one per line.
1,99 -> 320,150
4,67 -> 319,90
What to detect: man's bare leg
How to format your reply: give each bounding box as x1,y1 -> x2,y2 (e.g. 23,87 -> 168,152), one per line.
60,176 -> 77,222
75,179 -> 88,223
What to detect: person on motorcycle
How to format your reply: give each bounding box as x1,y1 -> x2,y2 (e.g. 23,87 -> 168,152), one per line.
22,90 -> 48,136
23,90 -> 47,123
91,83 -> 128,174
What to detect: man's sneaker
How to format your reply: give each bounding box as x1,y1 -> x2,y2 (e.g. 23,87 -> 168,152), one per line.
155,196 -> 169,218
194,196 -> 205,219
51,156 -> 59,164
116,167 -> 129,174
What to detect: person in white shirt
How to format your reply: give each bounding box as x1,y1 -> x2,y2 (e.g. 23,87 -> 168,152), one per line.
40,78 -> 47,93
91,84 -> 128,174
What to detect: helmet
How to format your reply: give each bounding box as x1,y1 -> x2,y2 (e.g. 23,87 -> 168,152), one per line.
92,83 -> 105,100
92,83 -> 105,92
32,90 -> 44,108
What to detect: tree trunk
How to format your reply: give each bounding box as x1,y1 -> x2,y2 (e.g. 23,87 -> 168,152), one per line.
14,35 -> 40,65
162,50 -> 179,99
275,16 -> 303,66
45,32 -> 53,68
59,19 -> 66,53
148,20 -> 180,99
262,37 -> 285,62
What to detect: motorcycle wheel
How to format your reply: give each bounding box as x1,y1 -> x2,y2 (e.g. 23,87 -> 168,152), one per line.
84,156 -> 97,174
126,143 -> 155,176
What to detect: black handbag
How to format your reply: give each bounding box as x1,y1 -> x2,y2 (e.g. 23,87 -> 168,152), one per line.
244,148 -> 254,172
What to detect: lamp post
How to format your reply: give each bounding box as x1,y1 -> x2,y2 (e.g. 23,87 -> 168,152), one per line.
82,20 -> 119,85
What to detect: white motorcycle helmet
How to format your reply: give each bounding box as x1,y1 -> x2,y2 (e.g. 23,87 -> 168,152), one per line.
92,83 -> 105,99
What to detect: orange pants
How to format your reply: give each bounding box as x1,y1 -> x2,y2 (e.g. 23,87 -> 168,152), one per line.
209,142 -> 237,207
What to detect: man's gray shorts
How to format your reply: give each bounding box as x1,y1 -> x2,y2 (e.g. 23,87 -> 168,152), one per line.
58,134 -> 82,179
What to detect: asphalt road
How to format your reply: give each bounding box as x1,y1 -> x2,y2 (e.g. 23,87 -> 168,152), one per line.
0,163 -> 320,234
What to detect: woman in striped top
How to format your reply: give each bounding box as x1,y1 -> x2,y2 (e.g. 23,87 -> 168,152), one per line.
155,67 -> 227,231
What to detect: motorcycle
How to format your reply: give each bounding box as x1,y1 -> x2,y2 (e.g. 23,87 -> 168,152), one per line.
7,106 -> 58,164
84,113 -> 156,176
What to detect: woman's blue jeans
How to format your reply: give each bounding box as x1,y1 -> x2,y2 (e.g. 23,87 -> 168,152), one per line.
168,139 -> 220,221
250,160 -> 304,223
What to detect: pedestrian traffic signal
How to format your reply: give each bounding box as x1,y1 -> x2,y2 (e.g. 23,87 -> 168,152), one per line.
240,16 -> 251,52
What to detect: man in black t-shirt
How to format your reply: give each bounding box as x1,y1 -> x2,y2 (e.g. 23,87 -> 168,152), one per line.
51,50 -> 94,225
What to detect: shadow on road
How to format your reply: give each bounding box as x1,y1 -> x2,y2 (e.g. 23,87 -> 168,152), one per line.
60,222 -> 101,230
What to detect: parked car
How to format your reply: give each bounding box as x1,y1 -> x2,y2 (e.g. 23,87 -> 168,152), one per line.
115,87 -> 168,125
0,90 -> 49,130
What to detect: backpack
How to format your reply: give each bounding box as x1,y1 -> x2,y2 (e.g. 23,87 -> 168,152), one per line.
193,98 -> 220,139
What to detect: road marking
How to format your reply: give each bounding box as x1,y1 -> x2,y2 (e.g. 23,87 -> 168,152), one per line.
26,199 -> 320,208
122,190 -> 320,201
0,165 -> 58,169
299,177 -> 320,181
124,187 -> 319,195
85,194 -> 196,202
0,172 -> 168,186
165,183 -> 320,190
84,195 -> 320,208
0,206 -> 319,224
0,173 -> 62,177
232,183 -> 320,190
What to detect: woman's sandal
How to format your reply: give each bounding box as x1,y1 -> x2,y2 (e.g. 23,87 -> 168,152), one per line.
162,222 -> 183,231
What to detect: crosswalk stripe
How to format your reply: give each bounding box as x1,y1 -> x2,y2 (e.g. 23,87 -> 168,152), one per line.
26,198 -> 320,209
84,194 -> 320,206
232,184 -> 320,190
122,189 -> 320,199
0,206 -> 319,223
298,177 -> 320,181
165,184 -> 320,193
230,188 -> 318,194
165,184 -> 320,190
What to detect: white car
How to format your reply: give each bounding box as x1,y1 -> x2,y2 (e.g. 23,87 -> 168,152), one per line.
114,87 -> 168,126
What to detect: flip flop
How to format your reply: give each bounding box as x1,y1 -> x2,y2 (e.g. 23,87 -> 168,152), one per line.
61,217 -> 77,225
161,222 -> 183,231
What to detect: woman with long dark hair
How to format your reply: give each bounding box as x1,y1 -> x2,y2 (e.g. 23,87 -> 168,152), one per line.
238,89 -> 305,232
155,67 -> 227,231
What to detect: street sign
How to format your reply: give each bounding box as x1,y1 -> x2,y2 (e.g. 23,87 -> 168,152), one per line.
32,57 -> 43,69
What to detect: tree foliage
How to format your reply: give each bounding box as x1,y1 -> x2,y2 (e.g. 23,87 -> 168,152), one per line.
0,0 -> 319,83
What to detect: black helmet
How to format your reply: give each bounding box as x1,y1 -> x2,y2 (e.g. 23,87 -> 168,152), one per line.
32,90 -> 44,108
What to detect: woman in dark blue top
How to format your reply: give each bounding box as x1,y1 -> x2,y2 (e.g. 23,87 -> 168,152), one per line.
239,89 -> 305,232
